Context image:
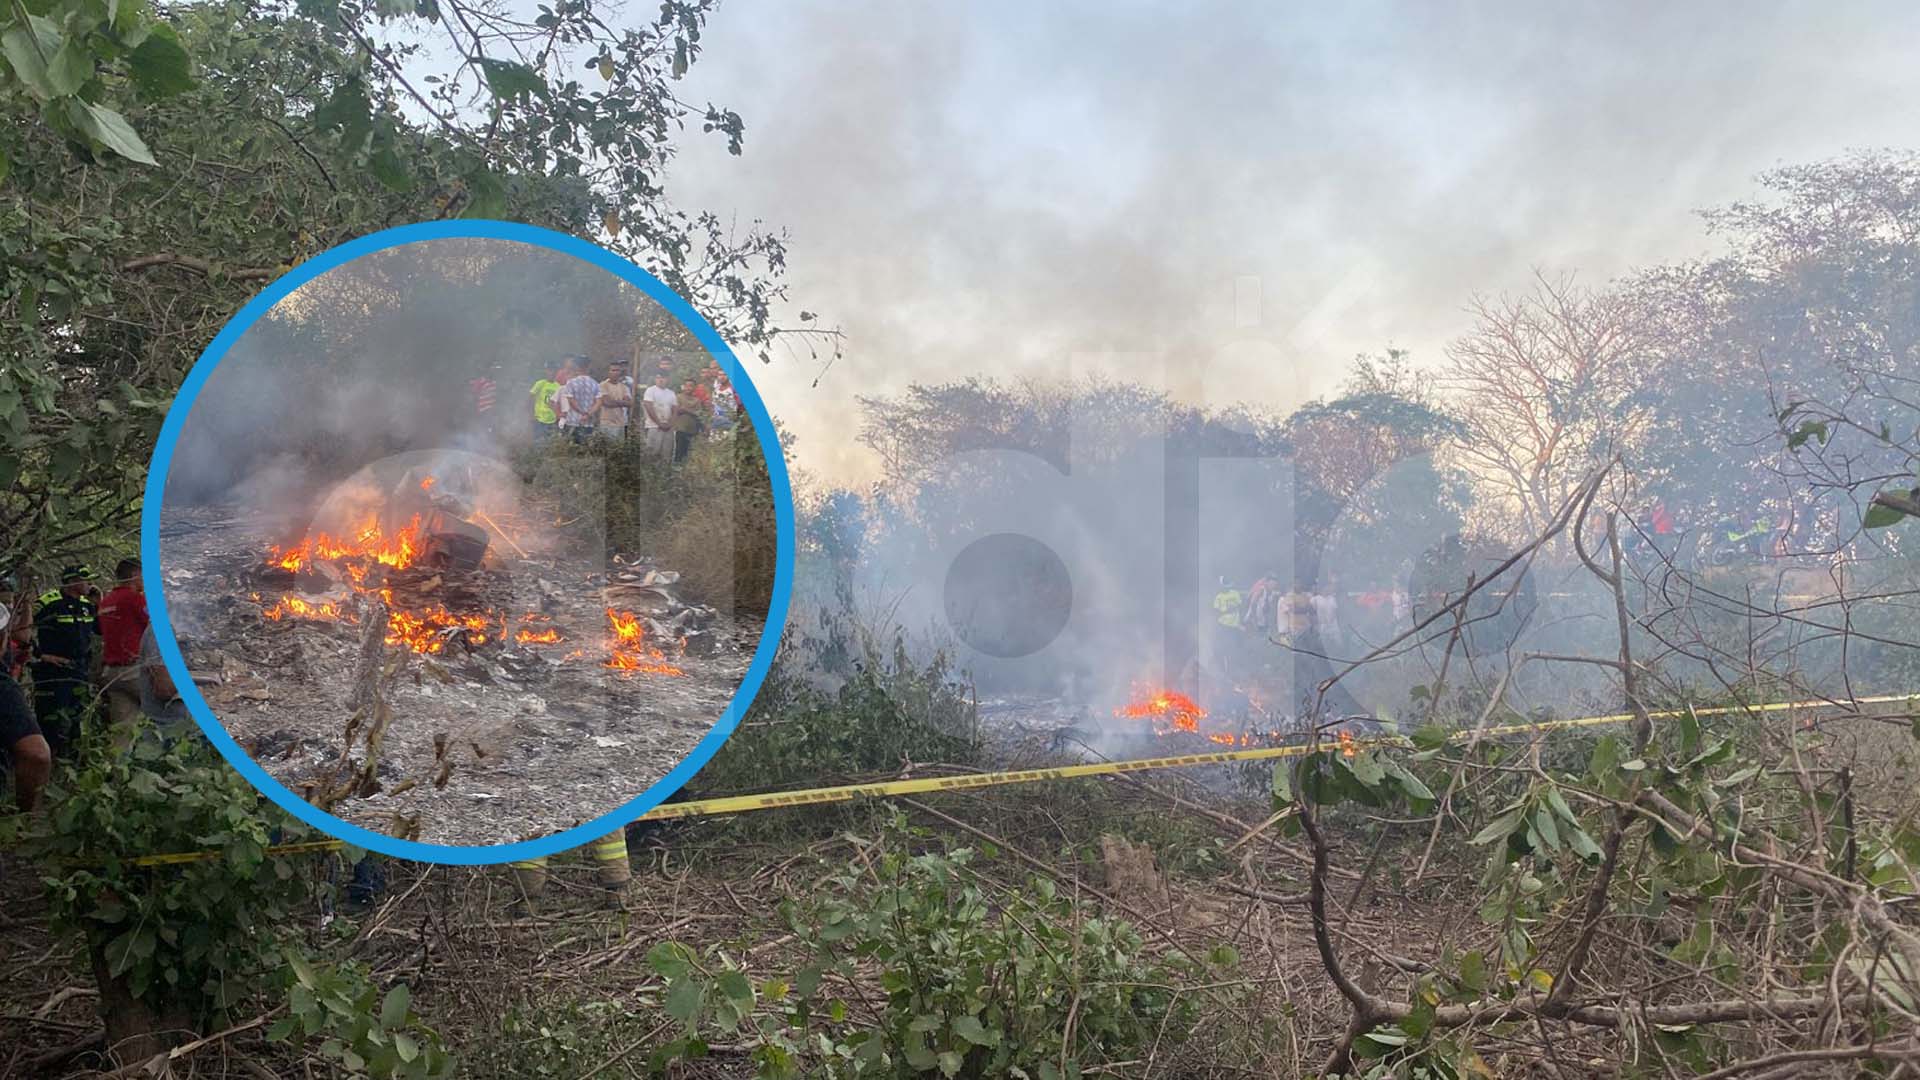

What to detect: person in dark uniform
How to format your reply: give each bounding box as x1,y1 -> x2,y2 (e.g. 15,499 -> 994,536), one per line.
30,565 -> 101,757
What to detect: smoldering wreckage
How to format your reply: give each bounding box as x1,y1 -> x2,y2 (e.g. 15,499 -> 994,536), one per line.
159,459 -> 758,846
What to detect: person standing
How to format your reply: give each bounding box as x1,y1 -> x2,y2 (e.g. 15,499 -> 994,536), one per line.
30,565 -> 101,757
558,359 -> 602,444
530,362 -> 565,442
710,374 -> 737,435
96,559 -> 148,731
641,370 -> 677,459
672,378 -> 706,464
469,373 -> 497,439
598,359 -> 635,442
136,624 -> 192,733
1,649 -> 51,812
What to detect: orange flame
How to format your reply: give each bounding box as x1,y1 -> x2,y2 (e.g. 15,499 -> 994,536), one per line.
604,608 -> 685,676
269,514 -> 425,573
257,592 -> 355,624
420,475 -> 436,491
1114,686 -> 1207,733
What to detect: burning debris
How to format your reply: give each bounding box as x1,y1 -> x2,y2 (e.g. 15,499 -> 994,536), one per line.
158,456 -> 760,846
1113,686 -> 1208,735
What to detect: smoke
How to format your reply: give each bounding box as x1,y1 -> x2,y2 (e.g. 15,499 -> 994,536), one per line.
162,237 -> 695,528
667,0 -> 1920,487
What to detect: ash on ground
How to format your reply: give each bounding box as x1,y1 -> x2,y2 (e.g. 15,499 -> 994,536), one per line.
159,504 -> 761,847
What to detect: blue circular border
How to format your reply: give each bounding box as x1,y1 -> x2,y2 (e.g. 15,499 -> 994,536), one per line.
140,220 -> 796,865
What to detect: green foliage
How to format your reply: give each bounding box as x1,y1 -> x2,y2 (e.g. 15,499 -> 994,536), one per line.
695,633 -> 981,800
3,0 -> 818,580
648,819 -> 1224,1078
0,0 -> 195,165
20,727 -> 312,1019
269,953 -> 454,1079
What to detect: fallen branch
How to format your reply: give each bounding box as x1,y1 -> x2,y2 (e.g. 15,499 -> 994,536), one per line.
121,253 -> 284,281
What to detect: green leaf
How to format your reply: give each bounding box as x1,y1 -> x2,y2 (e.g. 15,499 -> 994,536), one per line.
1685,737 -> 1734,771
460,166 -> 507,218
664,978 -> 704,1024
46,37 -> 91,98
715,970 -> 753,1009
1470,807 -> 1526,846
368,141 -> 413,191
1384,758 -> 1434,801
1864,501 -> 1907,529
129,26 -> 194,98
286,949 -> 319,990
1411,723 -> 1451,751
1532,806 -> 1561,851
1270,760 -> 1292,805
394,1032 -> 420,1063
937,1050 -> 964,1077
1786,419 -> 1828,449
951,1015 -> 999,1047
1343,749 -> 1386,789
646,942 -> 693,980
266,1016 -> 297,1042
1676,705 -> 1701,759
2,18 -> 62,100
67,100 -> 157,165
0,146 -> 9,185
312,80 -> 372,149
477,57 -> 544,101
381,983 -> 410,1028
1566,825 -> 1603,863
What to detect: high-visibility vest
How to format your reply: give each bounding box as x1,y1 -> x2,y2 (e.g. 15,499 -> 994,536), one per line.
1214,590 -> 1243,628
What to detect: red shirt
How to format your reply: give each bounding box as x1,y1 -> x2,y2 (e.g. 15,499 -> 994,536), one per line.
98,585 -> 149,666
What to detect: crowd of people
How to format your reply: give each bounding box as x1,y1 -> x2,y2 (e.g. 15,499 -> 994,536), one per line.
0,561 -> 391,909
528,351 -> 740,463
1,559 -> 187,813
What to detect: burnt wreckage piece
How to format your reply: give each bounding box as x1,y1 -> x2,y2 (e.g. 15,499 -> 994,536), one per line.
421,508 -> 489,571
394,466 -> 490,571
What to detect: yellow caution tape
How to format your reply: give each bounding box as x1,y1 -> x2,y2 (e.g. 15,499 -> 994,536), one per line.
124,692 -> 1911,867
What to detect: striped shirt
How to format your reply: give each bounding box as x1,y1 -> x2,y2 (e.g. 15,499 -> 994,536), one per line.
559,375 -> 600,426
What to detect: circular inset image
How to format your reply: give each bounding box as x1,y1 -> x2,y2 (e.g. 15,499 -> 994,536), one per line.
143,222 -> 792,864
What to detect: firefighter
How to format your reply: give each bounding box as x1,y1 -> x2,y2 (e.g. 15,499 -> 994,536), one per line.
509,828 -> 632,915
30,565 -> 102,757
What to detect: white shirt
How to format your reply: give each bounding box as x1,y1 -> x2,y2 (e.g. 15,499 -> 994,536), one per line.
641,385 -> 677,430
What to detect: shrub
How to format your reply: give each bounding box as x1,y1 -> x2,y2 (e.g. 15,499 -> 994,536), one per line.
648,817 -> 1218,1078
19,727 -> 316,1061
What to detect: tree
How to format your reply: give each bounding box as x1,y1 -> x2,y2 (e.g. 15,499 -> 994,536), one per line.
1,0 -> 824,579
1442,274 -> 1648,544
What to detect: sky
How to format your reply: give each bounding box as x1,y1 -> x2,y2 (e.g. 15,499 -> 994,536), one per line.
653,1 -> 1920,485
